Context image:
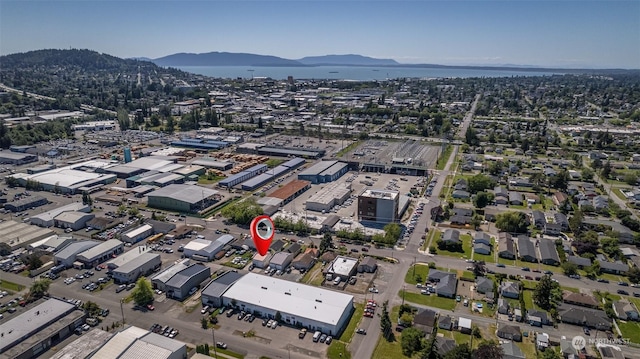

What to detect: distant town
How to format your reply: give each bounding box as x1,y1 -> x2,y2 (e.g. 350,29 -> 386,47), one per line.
0,49 -> 639,359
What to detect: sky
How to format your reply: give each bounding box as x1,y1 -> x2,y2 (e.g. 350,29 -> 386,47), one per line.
1,0 -> 639,69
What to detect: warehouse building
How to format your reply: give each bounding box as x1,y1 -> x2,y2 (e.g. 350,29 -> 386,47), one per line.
0,151 -> 38,165
218,164 -> 268,188
104,156 -> 180,179
267,179 -> 311,205
358,189 -> 399,223
305,183 -> 352,213
76,239 -> 124,268
30,203 -> 91,228
222,273 -> 354,336
165,264 -> 211,301
54,240 -> 100,268
201,271 -> 244,308
127,171 -> 185,188
191,158 -> 233,171
240,164 -> 291,191
4,195 -> 49,212
252,252 -> 273,269
325,255 -> 359,281
111,252 -> 162,284
0,220 -> 56,250
151,259 -> 192,291
270,252 -> 294,271
121,224 -> 154,244
0,298 -> 86,359
54,211 -> 95,231
9,165 -> 117,194
106,245 -> 152,271
298,160 -> 349,184
147,184 -> 220,213
183,235 -> 234,261
90,325 -> 187,359
29,235 -> 74,252
257,146 -> 325,159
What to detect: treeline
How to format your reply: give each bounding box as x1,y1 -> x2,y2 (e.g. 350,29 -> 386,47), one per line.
0,119 -> 76,148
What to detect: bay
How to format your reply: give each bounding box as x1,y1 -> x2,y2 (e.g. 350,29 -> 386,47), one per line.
175,65 -> 563,80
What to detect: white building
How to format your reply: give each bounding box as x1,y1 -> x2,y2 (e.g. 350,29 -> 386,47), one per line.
325,255 -> 359,281
120,224 -> 154,244
222,273 -> 354,336
76,239 -> 124,268
270,252 -> 294,271
252,252 -> 272,269
305,183 -> 352,213
30,203 -> 91,228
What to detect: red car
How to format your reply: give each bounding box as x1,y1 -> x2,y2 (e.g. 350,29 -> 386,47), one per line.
146,304 -> 155,311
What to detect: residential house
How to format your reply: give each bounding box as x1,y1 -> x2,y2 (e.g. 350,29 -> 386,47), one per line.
454,179 -> 468,191
544,222 -> 563,236
442,229 -> 461,244
559,305 -> 612,330
497,324 -> 522,342
593,195 -> 609,211
567,184 -> 579,196
498,232 -> 516,259
435,337 -> 457,357
458,317 -> 472,334
563,292 -> 599,309
475,277 -> 494,294
292,252 -> 316,271
600,261 -> 629,275
544,167 -> 557,177
474,243 -> 491,255
474,232 -> 492,246
553,212 -> 569,231
428,270 -> 458,298
484,208 -> 499,222
567,255 -> 592,269
560,337 -> 581,358
497,298 -> 510,315
517,235 -> 537,263
413,309 -> 438,336
509,177 -> 532,188
450,214 -> 471,225
286,243 -> 302,257
527,309 -> 551,327
501,341 -> 525,359
452,190 -> 471,199
453,208 -> 473,217
500,281 -> 520,299
553,192 -> 569,206
613,301 -> 640,321
494,186 -> 509,205
532,210 -> 546,229
509,191 -> 524,206
357,256 -> 377,273
539,239 -> 560,266
536,333 -> 550,351
438,315 -> 453,330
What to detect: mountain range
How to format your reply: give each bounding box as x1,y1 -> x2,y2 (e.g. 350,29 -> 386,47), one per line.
150,52 -> 399,67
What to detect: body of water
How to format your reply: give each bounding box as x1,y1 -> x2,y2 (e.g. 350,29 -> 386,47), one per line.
175,65 -> 563,80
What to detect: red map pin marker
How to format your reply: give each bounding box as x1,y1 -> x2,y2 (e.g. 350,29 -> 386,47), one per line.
250,215 -> 275,256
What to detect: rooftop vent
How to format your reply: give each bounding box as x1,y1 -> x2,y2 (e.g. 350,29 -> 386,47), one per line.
261,286 -> 268,290
315,299 -> 322,303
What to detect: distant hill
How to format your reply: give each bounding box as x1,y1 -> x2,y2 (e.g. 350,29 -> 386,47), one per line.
0,49 -> 152,70
152,52 -> 304,67
297,54 -> 399,66
129,56 -> 152,62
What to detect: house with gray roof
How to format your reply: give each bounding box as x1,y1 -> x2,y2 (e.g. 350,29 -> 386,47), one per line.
554,212 -> 569,230
493,186 -> 509,205
498,232 -> 516,259
497,298 -> 510,314
527,309 -> 551,327
474,243 -> 491,255
413,308 -> 437,336
165,263 -> 211,301
600,261 -> 629,274
436,337 -> 457,357
544,222 -> 563,236
474,232 -> 491,246
613,300 -> 640,321
476,277 -> 494,294
568,255 -> 592,268
500,281 -> 520,299
442,229 -> 460,244
509,191 -> 523,205
438,315 -> 453,330
539,239 -> 560,266
427,270 -> 457,298
531,210 -> 546,229
497,324 -> 522,342
559,305 -> 612,330
517,235 -> 537,263
452,190 -> 470,199
501,341 -> 525,359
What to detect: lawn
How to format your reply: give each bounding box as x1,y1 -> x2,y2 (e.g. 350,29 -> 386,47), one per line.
435,232 -> 472,260
522,290 -> 536,310
300,262 -> 322,285
436,144 -> 453,171
471,300 -> 496,318
0,280 -> 24,292
498,257 -> 517,267
265,158 -> 285,168
399,290 -> 457,311
516,338 -> 538,359
617,320 -> 640,345
561,286 -> 580,293
372,306 -> 402,359
327,341 -> 351,359
404,264 -> 431,285
198,174 -> 225,185
339,303 -> 364,342
210,347 -> 245,359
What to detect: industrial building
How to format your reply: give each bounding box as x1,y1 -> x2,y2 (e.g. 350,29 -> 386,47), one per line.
325,255 -> 359,281
201,271 -> 245,308
270,251 -> 294,270
298,160 -> 349,184
54,240 -> 100,268
121,224 -> 154,244
54,211 -> 95,231
0,151 -> 38,165
218,164 -> 268,188
191,157 -> 233,171
146,184 -> 220,213
305,183 -> 352,213
182,235 -> 234,261
165,264 -> 211,300
0,220 -> 56,250
0,298 -> 86,359
111,252 -> 162,284
105,245 -> 152,271
90,325 -> 187,359
30,203 -> 91,228
151,259 -> 192,291
4,195 -> 49,212
268,179 -> 311,205
221,273 -> 354,336
10,163 -> 117,194
76,239 -> 124,268
358,189 -> 399,223
127,171 -> 185,188
29,235 -> 74,252
104,156 -> 180,179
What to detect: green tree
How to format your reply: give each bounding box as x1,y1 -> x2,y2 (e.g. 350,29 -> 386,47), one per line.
472,261 -> 487,277
582,168 -> 595,181
549,170 -> 569,191
401,327 -> 424,356
473,340 -> 503,359
561,261 -> 578,276
399,312 -> 414,327
534,275 -> 562,310
82,301 -> 101,317
569,210 -> 584,235
27,254 -> 43,270
419,334 -> 441,359
473,192 -> 494,208
131,277 -> 154,306
82,191 -> 93,206
380,300 -> 393,341
201,316 -> 209,329
495,211 -> 529,233
28,278 -> 51,300
465,126 -> 479,146
627,267 -> 640,284
540,349 -> 563,359
602,160 -> 612,179
383,222 -> 402,243
468,174 -> 494,194
444,343 -> 472,359
319,233 -> 333,254
624,172 -> 638,186
220,198 -> 264,226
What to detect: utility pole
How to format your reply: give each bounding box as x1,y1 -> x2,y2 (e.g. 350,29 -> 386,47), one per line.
212,328 -> 218,357
120,298 -> 125,325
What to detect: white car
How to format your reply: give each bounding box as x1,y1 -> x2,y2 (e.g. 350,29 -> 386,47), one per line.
201,306 -> 210,314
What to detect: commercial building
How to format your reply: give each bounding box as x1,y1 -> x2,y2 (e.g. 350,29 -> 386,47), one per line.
111,252 -> 161,284
325,255 -> 359,281
191,157 -> 234,171
151,259 -> 192,291
30,203 -> 91,228
54,211 -> 95,231
121,224 -> 154,244
0,151 -> 38,165
54,240 -> 100,268
221,273 -> 354,336
10,164 -> 117,194
90,325 -> 187,359
252,252 -> 273,269
165,264 -> 211,300
105,245 -> 152,271
218,164 -> 268,188
201,271 -> 245,308
305,183 -> 352,213
0,298 -> 86,359
270,251 -> 294,271
4,195 -> 49,212
298,160 -> 348,184
76,239 -> 124,268
268,179 -> 311,205
147,184 -> 220,213
0,220 -> 56,250
183,235 -> 234,261
358,189 -> 399,223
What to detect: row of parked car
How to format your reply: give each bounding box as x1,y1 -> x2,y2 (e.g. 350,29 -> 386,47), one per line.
149,323 -> 179,338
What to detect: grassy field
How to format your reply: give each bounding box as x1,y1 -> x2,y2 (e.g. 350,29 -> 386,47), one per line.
371,306 -> 401,359
336,141 -> 361,158
473,252 -> 496,263
339,303 -> 364,342
404,264 -> 431,285
265,158 -> 285,168
0,280 -> 24,293
210,347 -> 245,359
327,341 -> 351,359
522,290 -> 536,310
436,144 -> 453,171
399,290 -> 457,310
435,232 -> 472,260
300,262 -> 323,285
617,320 -> 640,345
198,174 -> 225,185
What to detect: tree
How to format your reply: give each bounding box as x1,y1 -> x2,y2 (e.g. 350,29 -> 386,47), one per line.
624,172 -> 639,186
220,198 -> 264,226
585,260 -> 601,279
383,223 -> 402,243
495,211 -> 529,233
472,261 -> 486,277
473,340 -> 503,359
201,316 -> 209,329
541,349 -> 563,359
602,160 -> 612,179
399,312 -> 414,327
473,192 -> 494,208
465,126 -> 479,146
83,301 -> 101,317
582,168 -> 595,181
420,334 -> 441,359
319,232 -> 333,254
27,254 -> 43,270
401,327 -> 424,356
444,343 -> 472,359
569,210 -> 584,235
534,275 -> 561,310
628,267 -> 640,284
380,300 -> 393,341
82,191 -> 93,206
131,277 -> 154,306
28,278 -> 51,300
549,170 -> 569,191
561,261 -> 578,276
468,174 -> 494,194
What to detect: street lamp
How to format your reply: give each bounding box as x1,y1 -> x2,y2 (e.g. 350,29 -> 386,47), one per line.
211,328 -> 218,357
120,298 -> 125,325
